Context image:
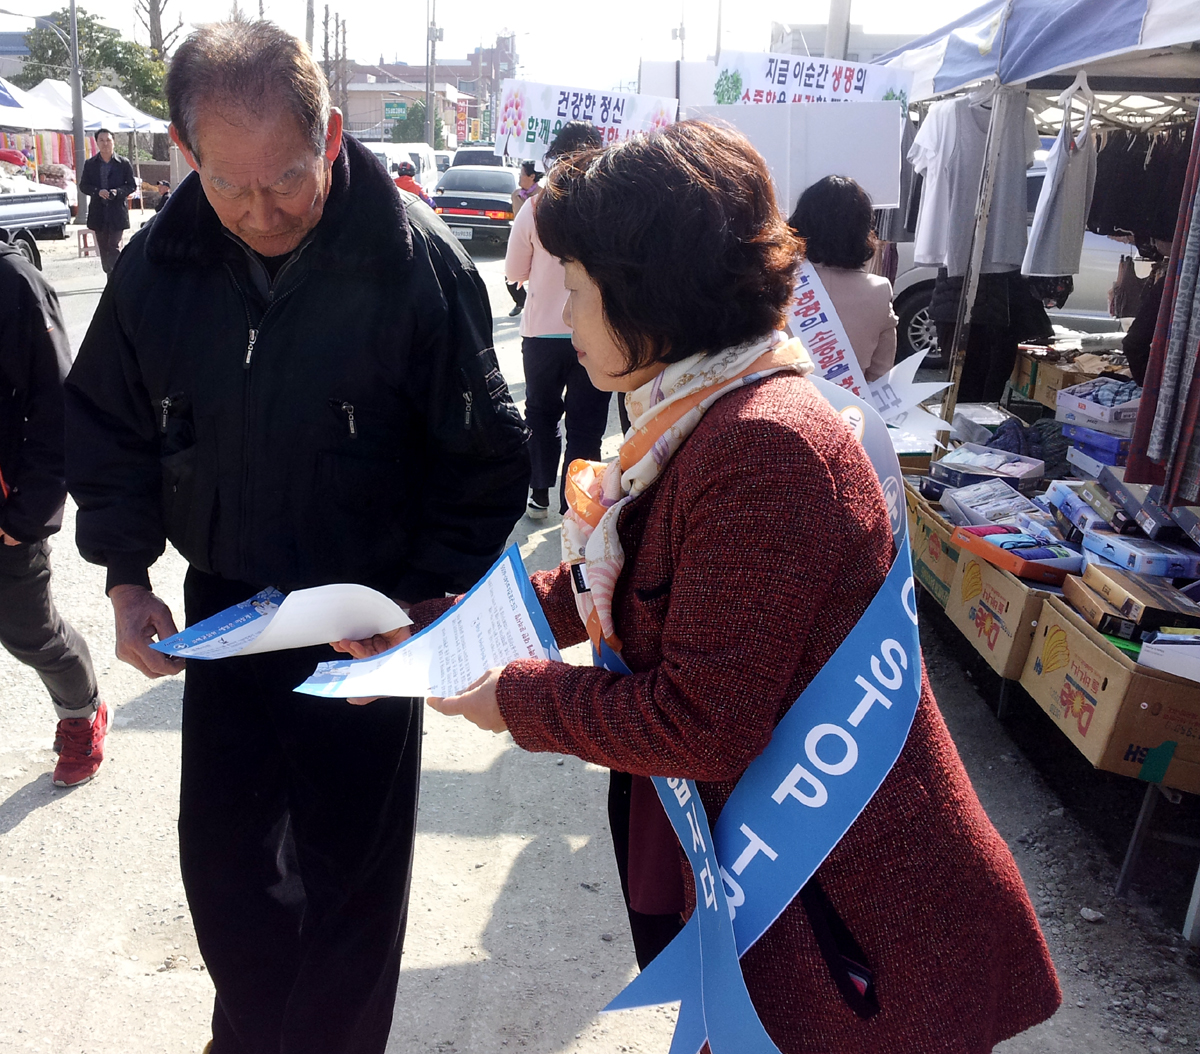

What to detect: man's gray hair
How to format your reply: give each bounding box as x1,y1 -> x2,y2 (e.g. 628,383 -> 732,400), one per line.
167,20 -> 330,162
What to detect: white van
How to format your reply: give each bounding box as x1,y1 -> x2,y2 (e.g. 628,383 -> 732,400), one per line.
368,142 -> 438,190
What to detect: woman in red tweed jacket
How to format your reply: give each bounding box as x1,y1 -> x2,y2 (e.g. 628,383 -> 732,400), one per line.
420,123 -> 1060,1051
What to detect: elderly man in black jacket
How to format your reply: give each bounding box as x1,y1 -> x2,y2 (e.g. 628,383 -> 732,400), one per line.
0,231 -> 104,788
77,128 -> 137,274
65,20 -> 528,1054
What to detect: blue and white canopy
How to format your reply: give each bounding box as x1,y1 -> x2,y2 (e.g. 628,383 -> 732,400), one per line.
877,0 -> 1200,101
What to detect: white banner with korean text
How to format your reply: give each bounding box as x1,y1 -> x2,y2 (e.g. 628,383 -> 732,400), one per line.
713,50 -> 912,108
495,79 -> 678,166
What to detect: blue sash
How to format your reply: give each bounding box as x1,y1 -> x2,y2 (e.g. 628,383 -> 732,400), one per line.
596,378 -> 920,1054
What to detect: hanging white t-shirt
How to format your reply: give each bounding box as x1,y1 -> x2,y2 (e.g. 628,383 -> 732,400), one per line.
908,99 -> 958,268
1022,98 -> 1097,276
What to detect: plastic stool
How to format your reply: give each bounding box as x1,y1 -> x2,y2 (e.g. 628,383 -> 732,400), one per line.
77,228 -> 99,258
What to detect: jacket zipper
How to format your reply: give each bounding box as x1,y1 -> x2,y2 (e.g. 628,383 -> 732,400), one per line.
329,400 -> 358,437
159,392 -> 185,433
459,368 -> 473,429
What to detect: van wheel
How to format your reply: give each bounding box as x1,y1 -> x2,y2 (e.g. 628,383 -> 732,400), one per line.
896,286 -> 943,366
13,232 -> 41,270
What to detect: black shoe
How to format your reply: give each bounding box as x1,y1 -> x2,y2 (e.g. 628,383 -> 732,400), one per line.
508,304 -> 523,317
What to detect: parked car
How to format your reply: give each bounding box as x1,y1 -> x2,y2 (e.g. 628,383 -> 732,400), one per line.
892,165 -> 1129,363
451,144 -> 508,168
0,173 -> 70,270
432,166 -> 518,244
435,150 -> 453,172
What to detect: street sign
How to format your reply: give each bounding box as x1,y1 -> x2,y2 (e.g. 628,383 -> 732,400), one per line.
470,118 -> 481,141
384,100 -> 408,120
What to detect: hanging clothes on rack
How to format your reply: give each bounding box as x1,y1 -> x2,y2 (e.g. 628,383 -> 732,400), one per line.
1023,73 -> 1097,277
874,115 -> 919,244
1088,124 -> 1194,242
908,98 -> 959,267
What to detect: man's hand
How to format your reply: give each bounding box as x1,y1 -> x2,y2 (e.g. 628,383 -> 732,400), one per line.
427,667 -> 507,734
98,189 -> 110,199
0,529 -> 21,547
110,584 -> 184,678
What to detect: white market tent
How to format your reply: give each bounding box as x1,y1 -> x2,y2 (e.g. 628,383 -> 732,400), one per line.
874,0 -> 1200,427
85,86 -> 168,134
0,74 -> 72,132
27,79 -> 117,132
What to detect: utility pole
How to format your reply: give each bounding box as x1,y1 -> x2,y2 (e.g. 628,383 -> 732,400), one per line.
423,0 -> 441,147
340,19 -> 347,114
823,0 -> 851,60
671,3 -> 685,63
333,12 -> 340,107
305,0 -> 313,49
714,0 -> 722,62
68,0 -> 86,224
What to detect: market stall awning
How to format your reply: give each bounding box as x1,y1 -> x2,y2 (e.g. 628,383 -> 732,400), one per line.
27,79 -> 115,132
0,74 -> 72,132
85,86 -> 169,133
877,0 -> 1200,101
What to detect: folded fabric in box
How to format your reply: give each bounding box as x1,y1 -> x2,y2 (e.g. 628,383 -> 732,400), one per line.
929,443 -> 1044,493
1017,511 -> 1066,545
1081,531 -> 1200,577
1056,378 -> 1142,424
950,525 -> 1083,585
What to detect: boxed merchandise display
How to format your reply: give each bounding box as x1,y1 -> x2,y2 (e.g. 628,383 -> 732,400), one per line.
1055,405 -> 1135,437
939,479 -> 1042,527
1170,506 -> 1200,549
1138,634 -> 1200,683
1081,532 -> 1200,578
1066,444 -> 1107,479
950,525 -> 1083,585
1098,466 -> 1182,540
905,483 -> 960,608
1020,596 -> 1200,795
929,443 -> 1044,492
1061,423 -> 1132,461
945,556 -> 1049,679
1061,574 -> 1138,640
1056,378 -> 1142,424
1081,564 -> 1200,630
1058,492 -> 1111,533
1077,481 -> 1137,534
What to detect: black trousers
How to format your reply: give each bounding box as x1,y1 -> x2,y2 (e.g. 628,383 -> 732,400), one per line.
521,336 -> 611,510
935,321 -> 1018,403
0,539 -> 97,718
180,568 -> 422,1054
93,226 -> 123,274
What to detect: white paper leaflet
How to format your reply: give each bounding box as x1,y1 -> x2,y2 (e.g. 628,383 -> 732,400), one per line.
296,545 -> 560,700
150,584 -> 412,660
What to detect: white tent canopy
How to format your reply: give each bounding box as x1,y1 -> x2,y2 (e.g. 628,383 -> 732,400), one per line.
85,86 -> 169,134
0,74 -> 72,132
27,79 -> 116,132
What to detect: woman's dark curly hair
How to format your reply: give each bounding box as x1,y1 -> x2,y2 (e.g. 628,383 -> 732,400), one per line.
788,175 -> 876,269
534,120 -> 801,373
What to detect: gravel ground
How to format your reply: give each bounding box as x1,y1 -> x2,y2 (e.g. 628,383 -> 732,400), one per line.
0,225 -> 1198,1053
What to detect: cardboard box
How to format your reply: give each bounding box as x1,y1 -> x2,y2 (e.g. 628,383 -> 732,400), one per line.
946,556 -> 1048,678
1010,354 -> 1039,400
1078,481 -> 1137,534
1066,444 -> 1106,479
1170,505 -> 1200,549
1055,405 -> 1135,437
1061,423 -> 1132,460
1138,637 -> 1200,683
929,443 -> 1044,493
1098,465 -> 1181,540
1057,379 -> 1142,423
1061,575 -> 1138,640
905,483 -> 960,608
1081,531 -> 1200,578
950,526 -> 1082,585
1034,361 -> 1086,409
1020,596 -> 1200,794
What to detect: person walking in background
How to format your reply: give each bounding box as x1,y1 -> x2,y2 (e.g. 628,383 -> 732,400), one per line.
153,179 -> 171,212
65,21 -> 528,1054
505,122 -> 610,519
0,229 -> 105,788
77,128 -> 137,275
505,161 -> 542,318
788,175 -> 898,381
392,160 -> 433,206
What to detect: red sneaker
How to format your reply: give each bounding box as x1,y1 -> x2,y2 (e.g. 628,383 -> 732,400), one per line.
52,700 -> 108,787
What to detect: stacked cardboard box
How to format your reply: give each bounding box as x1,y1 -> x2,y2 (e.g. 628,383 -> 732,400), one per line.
1056,379 -> 1140,480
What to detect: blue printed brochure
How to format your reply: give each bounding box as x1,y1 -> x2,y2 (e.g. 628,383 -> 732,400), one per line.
151,583 -> 412,659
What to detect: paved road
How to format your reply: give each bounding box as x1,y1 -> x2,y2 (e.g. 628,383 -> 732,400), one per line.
1,224 -> 1198,1054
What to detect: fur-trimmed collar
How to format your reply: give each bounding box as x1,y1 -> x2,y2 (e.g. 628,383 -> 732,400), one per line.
143,134 -> 413,273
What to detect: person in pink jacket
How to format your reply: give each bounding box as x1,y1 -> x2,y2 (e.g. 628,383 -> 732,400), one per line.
505,122 -> 611,520
789,176 -> 898,382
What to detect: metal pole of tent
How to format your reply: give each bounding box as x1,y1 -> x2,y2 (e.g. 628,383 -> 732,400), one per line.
939,84 -> 1011,432
69,0 -> 87,226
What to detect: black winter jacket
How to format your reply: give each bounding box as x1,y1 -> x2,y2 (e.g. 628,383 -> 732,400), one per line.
78,152 -> 138,232
65,135 -> 530,600
0,234 -> 72,543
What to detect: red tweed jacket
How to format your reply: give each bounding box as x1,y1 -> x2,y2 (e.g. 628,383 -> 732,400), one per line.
477,374 -> 1058,1052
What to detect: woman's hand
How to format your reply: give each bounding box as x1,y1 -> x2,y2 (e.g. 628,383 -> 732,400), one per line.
331,624 -> 412,659
427,667 -> 508,733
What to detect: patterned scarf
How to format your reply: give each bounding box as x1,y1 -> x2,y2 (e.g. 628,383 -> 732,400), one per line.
563,332 -> 813,654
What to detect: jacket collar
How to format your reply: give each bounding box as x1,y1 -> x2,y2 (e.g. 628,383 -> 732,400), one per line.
144,134 -> 413,273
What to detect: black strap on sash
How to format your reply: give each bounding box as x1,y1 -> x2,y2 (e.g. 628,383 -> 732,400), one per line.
798,877 -> 881,1020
